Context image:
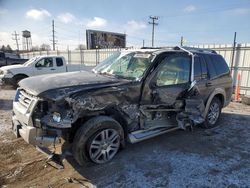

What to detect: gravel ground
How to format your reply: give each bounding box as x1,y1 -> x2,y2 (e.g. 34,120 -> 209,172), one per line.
0,88 -> 250,188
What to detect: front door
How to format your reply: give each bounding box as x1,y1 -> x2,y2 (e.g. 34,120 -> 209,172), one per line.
34,57 -> 56,75
140,53 -> 192,129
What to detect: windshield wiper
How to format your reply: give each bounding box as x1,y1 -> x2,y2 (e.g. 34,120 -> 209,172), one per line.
97,71 -> 116,77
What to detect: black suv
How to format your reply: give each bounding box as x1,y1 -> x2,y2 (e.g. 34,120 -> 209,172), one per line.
12,46 -> 232,165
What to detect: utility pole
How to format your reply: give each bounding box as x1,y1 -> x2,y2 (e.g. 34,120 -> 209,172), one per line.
231,32 -> 237,73
142,39 -> 145,48
149,16 -> 158,47
12,31 -> 20,51
52,20 -> 55,51
180,36 -> 184,46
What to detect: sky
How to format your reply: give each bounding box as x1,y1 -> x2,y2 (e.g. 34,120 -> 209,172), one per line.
0,0 -> 250,50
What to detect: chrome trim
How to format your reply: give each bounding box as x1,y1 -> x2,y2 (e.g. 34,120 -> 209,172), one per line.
128,126 -> 179,144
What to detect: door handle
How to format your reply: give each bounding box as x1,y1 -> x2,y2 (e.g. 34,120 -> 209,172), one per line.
206,82 -> 213,87
51,68 -> 55,70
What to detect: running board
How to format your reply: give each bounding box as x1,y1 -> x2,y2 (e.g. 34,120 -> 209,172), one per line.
128,126 -> 180,144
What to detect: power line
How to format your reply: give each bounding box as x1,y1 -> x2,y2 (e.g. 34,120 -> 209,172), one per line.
148,16 -> 159,47
12,31 -> 20,51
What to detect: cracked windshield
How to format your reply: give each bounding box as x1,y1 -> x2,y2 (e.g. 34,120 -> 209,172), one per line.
95,52 -> 153,80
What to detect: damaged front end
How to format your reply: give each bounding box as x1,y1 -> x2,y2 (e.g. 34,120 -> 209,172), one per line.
12,90 -> 76,169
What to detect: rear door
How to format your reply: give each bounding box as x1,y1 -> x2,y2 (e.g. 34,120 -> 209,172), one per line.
194,55 -> 211,102
201,54 -> 219,102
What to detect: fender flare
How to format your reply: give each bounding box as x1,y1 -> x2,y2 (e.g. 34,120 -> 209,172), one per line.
204,88 -> 226,117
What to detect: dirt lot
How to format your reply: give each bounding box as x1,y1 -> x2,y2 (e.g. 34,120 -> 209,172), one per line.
0,87 -> 250,188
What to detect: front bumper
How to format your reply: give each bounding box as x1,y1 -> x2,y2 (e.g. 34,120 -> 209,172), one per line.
12,95 -> 60,147
12,111 -> 60,147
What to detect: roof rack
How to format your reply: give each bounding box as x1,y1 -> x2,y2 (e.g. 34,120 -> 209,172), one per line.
173,46 -> 217,54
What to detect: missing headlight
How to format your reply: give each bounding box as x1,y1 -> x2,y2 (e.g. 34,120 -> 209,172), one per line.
52,112 -> 61,123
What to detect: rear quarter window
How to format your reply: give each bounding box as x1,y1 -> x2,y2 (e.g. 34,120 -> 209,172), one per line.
202,54 -> 217,79
56,58 -> 63,67
210,55 -> 230,75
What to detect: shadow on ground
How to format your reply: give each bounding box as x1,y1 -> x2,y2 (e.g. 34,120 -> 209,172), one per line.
62,112 -> 250,187
0,99 -> 13,110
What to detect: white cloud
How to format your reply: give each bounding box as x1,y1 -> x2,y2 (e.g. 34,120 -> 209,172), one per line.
126,20 -> 146,31
184,5 -> 196,12
86,17 -> 107,28
57,12 -> 75,24
26,9 -> 51,21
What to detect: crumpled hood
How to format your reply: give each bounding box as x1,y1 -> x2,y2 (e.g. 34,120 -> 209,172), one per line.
0,64 -> 24,71
19,71 -> 121,97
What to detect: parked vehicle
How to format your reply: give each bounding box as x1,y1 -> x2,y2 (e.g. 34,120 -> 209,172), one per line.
12,47 -> 232,166
0,55 -> 89,86
0,51 -> 28,67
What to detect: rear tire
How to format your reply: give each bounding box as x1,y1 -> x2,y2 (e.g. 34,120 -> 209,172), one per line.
203,97 -> 222,129
72,116 -> 124,166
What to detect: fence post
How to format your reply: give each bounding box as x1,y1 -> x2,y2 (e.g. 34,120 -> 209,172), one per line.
68,48 -> 70,64
95,47 -> 99,65
80,49 -> 83,64
231,32 -> 237,73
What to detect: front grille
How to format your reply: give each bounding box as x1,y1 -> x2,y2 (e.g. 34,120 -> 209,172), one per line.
17,89 -> 34,110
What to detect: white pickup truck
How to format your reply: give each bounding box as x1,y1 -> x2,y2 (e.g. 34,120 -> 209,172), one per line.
0,55 -> 90,86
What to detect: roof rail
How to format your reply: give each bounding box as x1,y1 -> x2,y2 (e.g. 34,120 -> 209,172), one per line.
173,46 -> 217,54
140,47 -> 162,49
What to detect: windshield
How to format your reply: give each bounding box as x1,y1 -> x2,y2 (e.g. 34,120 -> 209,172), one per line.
23,57 -> 39,66
94,51 -> 154,80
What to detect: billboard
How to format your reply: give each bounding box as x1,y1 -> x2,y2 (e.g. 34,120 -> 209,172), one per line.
86,30 -> 126,49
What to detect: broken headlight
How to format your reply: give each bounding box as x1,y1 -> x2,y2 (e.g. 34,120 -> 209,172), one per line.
52,112 -> 61,123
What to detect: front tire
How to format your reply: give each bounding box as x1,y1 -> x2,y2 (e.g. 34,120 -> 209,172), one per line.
72,116 -> 124,166
13,75 -> 28,88
203,97 -> 222,128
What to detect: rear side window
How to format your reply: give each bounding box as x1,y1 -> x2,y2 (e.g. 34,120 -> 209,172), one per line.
194,56 -> 202,80
200,56 -> 208,79
203,55 -> 217,79
56,58 -> 63,67
194,56 -> 208,80
210,55 -> 229,75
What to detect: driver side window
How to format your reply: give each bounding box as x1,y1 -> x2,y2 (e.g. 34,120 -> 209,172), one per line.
155,55 -> 191,86
35,58 -> 53,68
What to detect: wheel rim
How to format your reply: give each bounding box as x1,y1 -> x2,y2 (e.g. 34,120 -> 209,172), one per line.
207,103 -> 220,125
89,129 -> 120,164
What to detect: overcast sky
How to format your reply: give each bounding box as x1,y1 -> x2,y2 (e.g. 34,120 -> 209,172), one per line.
0,0 -> 250,50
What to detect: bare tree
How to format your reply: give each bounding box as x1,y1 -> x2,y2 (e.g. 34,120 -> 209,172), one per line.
40,44 -> 51,51
75,44 -> 86,50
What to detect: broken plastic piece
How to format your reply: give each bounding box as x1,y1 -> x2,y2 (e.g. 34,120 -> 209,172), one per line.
46,153 -> 64,169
